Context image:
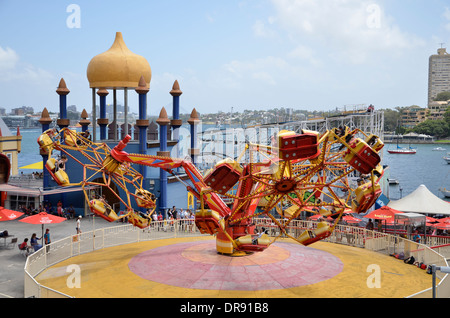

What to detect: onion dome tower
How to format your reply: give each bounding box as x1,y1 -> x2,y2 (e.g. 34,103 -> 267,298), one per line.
86,32 -> 151,141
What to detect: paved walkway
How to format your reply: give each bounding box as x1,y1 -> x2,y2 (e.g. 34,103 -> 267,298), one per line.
0,215 -> 122,298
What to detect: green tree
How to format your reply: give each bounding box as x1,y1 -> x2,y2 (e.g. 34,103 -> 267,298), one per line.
413,119 -> 449,138
444,106 -> 450,125
434,91 -> 450,101
381,108 -> 400,132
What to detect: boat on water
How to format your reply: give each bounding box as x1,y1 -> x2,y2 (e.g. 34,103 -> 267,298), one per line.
433,147 -> 447,151
388,178 -> 399,185
444,153 -> 450,164
440,188 -> 450,198
387,146 -> 417,154
388,127 -> 417,154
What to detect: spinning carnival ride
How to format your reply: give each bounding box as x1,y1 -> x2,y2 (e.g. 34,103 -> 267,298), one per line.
38,126 -> 384,256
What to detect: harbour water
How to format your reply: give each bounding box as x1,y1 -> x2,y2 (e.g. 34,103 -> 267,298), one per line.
383,143 -> 450,202
15,128 -> 450,203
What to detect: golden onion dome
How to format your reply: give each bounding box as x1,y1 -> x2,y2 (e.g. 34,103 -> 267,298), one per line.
86,32 -> 151,89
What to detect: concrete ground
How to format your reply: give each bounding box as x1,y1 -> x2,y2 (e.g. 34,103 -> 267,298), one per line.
0,215 -> 121,298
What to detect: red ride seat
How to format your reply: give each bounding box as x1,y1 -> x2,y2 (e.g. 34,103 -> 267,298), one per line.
278,130 -> 321,161
204,159 -> 242,194
344,138 -> 381,174
194,209 -> 223,235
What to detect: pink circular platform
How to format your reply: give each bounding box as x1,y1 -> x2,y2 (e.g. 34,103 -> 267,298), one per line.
128,241 -> 343,291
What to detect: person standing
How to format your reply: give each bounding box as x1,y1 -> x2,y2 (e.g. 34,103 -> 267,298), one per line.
44,229 -> 51,252
57,200 -> 63,217
76,216 -> 82,234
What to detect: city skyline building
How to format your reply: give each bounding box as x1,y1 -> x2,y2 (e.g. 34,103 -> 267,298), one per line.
428,47 -> 450,105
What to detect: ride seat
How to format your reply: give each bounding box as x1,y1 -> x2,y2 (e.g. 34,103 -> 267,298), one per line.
278,130 -> 321,161
195,209 -> 222,235
297,222 -> 331,246
351,182 -> 381,213
343,138 -> 381,174
204,159 -> 242,194
54,169 -> 70,186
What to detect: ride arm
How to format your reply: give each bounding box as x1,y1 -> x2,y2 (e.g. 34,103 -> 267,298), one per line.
110,135 -> 231,217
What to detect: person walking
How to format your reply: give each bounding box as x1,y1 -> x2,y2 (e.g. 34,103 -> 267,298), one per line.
76,216 -> 82,234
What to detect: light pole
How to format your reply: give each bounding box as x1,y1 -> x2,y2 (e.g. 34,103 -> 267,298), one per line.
431,265 -> 450,298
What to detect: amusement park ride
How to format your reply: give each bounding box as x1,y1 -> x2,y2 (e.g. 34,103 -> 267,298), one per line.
38,125 -> 384,256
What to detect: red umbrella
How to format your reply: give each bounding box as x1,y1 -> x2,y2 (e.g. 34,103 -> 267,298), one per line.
342,214 -> 361,224
426,216 -> 439,223
308,214 -> 333,222
438,217 -> 450,224
0,207 -> 24,221
364,206 -> 403,224
19,212 -> 66,238
433,222 -> 450,230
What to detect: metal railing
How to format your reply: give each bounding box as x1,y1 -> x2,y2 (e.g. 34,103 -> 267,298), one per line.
24,218 -> 449,298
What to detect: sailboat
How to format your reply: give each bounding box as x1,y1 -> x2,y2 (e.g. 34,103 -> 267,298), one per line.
388,146 -> 417,154
387,129 -> 416,154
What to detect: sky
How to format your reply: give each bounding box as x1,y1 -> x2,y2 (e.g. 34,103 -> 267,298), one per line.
0,0 -> 450,117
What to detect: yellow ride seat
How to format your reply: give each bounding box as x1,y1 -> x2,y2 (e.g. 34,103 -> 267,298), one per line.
134,189 -> 156,208
297,222 -> 331,246
89,199 -> 120,222
64,130 -> 78,146
38,133 -> 53,154
54,169 -> 70,186
46,158 -> 57,171
352,182 -> 381,213
128,211 -> 151,229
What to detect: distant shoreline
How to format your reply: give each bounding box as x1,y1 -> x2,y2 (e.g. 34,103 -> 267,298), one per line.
384,140 -> 450,145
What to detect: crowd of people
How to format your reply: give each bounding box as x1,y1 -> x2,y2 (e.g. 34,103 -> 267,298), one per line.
149,206 -> 196,232
19,171 -> 44,179
17,201 -> 76,219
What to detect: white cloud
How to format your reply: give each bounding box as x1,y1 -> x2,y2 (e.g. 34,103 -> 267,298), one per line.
253,17 -> 278,38
223,56 -> 288,86
0,47 -> 19,71
287,45 -> 322,66
444,7 -> 450,32
270,0 -> 426,64
0,46 -> 53,83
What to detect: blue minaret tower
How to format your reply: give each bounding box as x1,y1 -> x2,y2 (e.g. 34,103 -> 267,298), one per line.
135,75 -> 150,179
97,88 -> 109,140
39,108 -> 53,190
56,78 -> 70,130
170,80 -> 182,147
188,108 -> 200,166
79,109 -> 91,133
156,107 -> 170,218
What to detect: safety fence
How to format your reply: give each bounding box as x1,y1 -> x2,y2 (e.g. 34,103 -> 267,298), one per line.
24,218 -> 449,298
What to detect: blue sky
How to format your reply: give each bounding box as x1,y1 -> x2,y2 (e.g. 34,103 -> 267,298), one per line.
1,0 -> 450,116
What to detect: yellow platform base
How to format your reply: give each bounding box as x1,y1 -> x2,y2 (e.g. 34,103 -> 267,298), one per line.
35,237 -> 432,298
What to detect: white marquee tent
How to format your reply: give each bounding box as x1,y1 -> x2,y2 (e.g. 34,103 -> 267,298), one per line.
388,184 -> 450,216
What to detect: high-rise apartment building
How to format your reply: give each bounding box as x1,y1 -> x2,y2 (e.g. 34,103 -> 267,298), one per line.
428,48 -> 450,105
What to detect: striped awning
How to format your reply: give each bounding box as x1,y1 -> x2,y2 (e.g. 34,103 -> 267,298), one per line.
19,161 -> 44,170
